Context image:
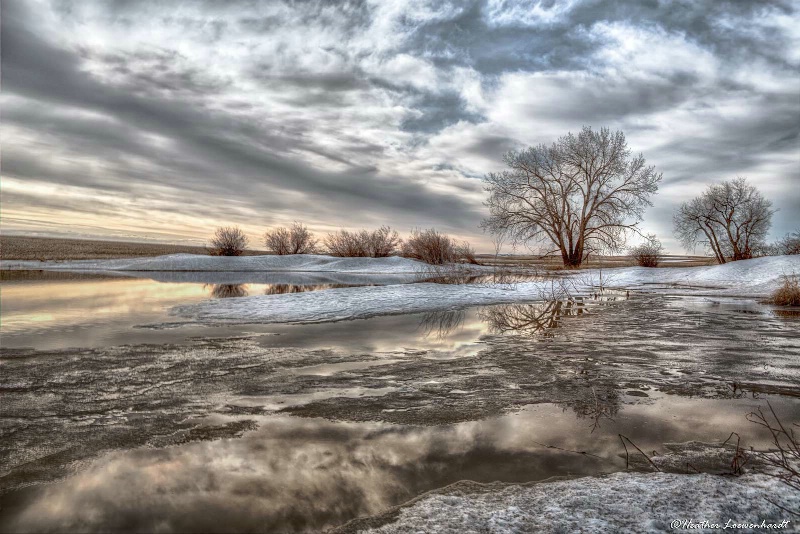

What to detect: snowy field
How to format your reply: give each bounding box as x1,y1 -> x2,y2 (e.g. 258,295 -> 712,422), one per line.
172,256 -> 800,324
343,473 -> 794,533
0,253 -> 432,273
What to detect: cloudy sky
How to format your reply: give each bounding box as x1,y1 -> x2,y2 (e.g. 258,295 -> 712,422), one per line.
2,0 -> 798,252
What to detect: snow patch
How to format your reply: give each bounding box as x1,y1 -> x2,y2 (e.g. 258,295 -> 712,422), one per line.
0,253 -> 432,274
352,473 -> 795,533
173,257 -> 800,324
602,255 -> 800,296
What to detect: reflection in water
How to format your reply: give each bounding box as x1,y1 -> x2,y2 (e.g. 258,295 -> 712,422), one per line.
0,274 -> 384,350
480,299 -> 587,336
263,283 -> 361,295
1,397 -> 795,534
571,387 -> 620,432
208,283 -> 249,298
417,309 -> 466,339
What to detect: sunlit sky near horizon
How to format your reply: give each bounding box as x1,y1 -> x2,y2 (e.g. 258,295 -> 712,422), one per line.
2,0 -> 798,253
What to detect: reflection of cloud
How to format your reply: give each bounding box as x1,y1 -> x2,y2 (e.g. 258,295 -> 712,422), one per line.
208,283 -> 248,298
5,397 -> 792,534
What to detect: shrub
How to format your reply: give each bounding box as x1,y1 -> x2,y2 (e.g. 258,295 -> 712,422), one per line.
455,241 -> 478,265
629,235 -> 663,267
772,274 -> 800,306
368,226 -> 402,257
324,229 -> 369,257
324,226 -> 401,258
401,228 -> 476,265
209,226 -> 248,256
264,222 -> 318,255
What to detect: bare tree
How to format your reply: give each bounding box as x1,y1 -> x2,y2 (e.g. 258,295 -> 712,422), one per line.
628,234 -> 663,267
324,226 -> 401,258
674,177 -> 773,263
209,226 -> 248,256
264,222 -> 318,255
482,127 -> 661,268
774,229 -> 800,256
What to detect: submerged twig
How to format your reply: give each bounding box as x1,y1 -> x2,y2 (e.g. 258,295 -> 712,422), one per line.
531,440 -> 604,460
619,434 -> 661,472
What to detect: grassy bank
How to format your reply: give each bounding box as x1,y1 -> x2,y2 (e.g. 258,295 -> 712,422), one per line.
0,236 -> 269,261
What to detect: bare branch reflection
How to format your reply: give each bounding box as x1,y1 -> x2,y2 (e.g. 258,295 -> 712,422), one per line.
208,284 -> 249,298
479,299 -> 587,337
263,283 -> 360,295
417,309 -> 466,339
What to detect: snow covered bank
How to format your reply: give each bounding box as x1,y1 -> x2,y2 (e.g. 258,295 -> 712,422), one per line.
1,253 -> 432,273
173,280 -> 570,324
343,473 -> 795,533
603,255 -> 800,296
173,256 -> 799,324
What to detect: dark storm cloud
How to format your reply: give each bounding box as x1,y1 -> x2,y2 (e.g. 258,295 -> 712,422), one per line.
1,0 -> 481,228
400,91 -> 484,133
2,0 -> 798,247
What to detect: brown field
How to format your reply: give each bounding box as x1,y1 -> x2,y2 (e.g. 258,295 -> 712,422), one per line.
476,253 -> 715,270
0,236 -> 270,261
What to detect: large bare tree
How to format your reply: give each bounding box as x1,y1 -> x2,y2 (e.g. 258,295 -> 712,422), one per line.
674,177 -> 773,263
482,127 -> 662,267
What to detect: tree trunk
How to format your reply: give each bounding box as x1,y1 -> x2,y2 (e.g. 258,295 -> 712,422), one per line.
563,244 -> 584,268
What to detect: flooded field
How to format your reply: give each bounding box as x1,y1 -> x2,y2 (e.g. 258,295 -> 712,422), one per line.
1,271 -> 799,532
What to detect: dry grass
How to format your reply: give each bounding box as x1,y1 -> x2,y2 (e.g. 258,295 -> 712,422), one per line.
1,236 -> 269,261
772,274 -> 800,306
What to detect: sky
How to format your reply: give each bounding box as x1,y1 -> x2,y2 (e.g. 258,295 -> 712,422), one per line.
2,0 -> 799,253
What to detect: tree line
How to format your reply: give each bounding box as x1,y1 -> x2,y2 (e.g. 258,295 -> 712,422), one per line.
482,126 -> 797,267
209,224 -> 477,265
212,126 -> 797,267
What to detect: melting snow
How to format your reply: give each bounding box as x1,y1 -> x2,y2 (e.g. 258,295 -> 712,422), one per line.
0,253 -> 431,273
173,256 -> 800,324
356,473 -> 796,533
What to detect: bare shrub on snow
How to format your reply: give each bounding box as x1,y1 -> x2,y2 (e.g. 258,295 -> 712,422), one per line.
771,274 -> 800,306
264,222 -> 318,255
401,228 -> 476,265
209,226 -> 248,256
628,234 -> 663,267
324,226 -> 401,258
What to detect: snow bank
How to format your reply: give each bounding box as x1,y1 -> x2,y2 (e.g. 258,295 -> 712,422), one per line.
1,253 -> 431,274
349,473 -> 795,533
603,255 -> 800,296
96,270 -> 424,286
173,256 -> 798,324
172,280 -> 570,324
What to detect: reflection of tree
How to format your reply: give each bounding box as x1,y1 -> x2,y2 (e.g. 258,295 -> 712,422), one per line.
209,284 -> 248,298
480,299 -> 586,337
263,283 -> 357,295
417,309 -> 466,339
570,386 -> 620,432
264,284 -> 312,295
